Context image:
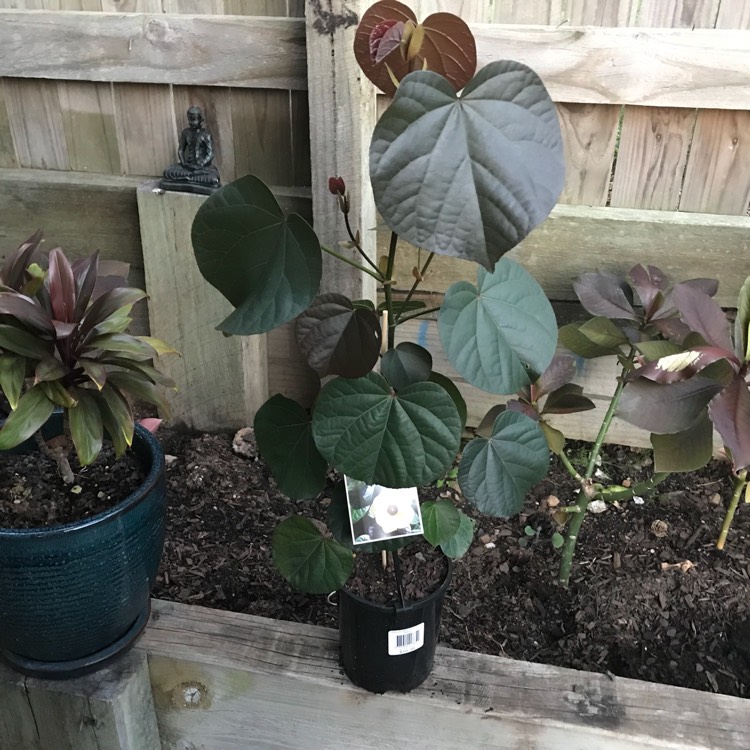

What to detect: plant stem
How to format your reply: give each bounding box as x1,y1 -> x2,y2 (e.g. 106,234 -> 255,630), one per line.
343,213 -> 381,275
394,252 -> 435,325
558,450 -> 584,482
395,306 -> 442,325
716,470 -> 747,551
392,549 -> 406,608
383,232 -> 398,349
559,350 -> 633,587
35,431 -> 75,485
321,244 -> 384,283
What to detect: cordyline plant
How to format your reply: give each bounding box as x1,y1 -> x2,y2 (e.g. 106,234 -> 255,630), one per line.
0,231 -> 175,485
191,0 -> 565,594
548,265 -> 750,585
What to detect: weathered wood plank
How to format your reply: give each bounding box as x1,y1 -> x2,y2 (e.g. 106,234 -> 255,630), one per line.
100,0 -> 161,10
636,0 -> 721,28
306,0 -> 377,304
4,78 -> 69,170
0,11 -> 307,90
568,0 -> 638,26
557,103 -> 620,206
230,88 -> 295,186
113,83 -> 176,177
161,0 -> 224,12
679,109 -> 750,215
387,204 -> 750,307
58,81 -> 120,174
492,0 -> 565,24
137,181 -> 269,430
0,80 -> 18,168
0,649 -> 160,750
610,107 -> 696,211
469,25 -> 750,109
142,599 -> 750,750
716,2 -> 750,28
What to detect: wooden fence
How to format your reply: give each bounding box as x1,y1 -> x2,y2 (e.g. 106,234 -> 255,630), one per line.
0,0 -> 749,443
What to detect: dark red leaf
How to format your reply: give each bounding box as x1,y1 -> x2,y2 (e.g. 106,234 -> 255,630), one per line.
0,230 -> 43,291
47,247 -> 76,324
542,384 -> 596,415
573,272 -> 636,321
628,346 -> 737,384
536,354 -> 576,398
671,282 -> 732,351
709,376 -> 750,470
627,264 -> 666,318
0,292 -> 54,334
371,19 -> 404,63
72,252 -> 100,321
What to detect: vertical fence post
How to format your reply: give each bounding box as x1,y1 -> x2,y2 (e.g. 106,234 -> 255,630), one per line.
0,650 -> 160,750
137,181 -> 269,430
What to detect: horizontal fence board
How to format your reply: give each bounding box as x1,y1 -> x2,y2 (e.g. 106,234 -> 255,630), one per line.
142,599 -> 750,750
472,25 -> 750,108
387,204 -> 750,307
0,11 -> 306,90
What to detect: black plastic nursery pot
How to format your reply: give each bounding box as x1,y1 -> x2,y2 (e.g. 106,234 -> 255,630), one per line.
0,415 -> 167,679
338,559 -> 452,694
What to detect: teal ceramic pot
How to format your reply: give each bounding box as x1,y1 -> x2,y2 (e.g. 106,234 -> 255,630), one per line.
0,417 -> 166,678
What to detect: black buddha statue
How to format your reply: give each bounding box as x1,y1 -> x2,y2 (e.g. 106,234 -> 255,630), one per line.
160,106 -> 221,195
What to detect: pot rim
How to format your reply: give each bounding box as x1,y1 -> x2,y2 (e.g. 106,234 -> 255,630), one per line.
0,423 -> 165,539
339,555 -> 453,615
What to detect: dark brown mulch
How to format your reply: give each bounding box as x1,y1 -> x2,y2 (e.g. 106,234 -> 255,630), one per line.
0,442 -> 144,528
150,425 -> 750,699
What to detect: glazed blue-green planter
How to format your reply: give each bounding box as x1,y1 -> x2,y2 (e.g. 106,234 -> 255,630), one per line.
0,418 -> 166,678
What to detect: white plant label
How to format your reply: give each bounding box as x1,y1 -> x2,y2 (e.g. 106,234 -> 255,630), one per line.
388,623 -> 425,656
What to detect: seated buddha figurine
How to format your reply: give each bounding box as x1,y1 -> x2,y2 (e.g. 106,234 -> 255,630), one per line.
160,106 -> 221,195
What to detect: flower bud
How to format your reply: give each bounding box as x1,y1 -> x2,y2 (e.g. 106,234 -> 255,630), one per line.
328,176 -> 346,195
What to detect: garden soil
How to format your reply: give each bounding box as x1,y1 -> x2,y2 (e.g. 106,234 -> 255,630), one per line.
3,424 -> 749,698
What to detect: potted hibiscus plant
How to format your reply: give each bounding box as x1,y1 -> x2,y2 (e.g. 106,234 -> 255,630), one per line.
191,0 -> 564,692
0,231 -> 175,678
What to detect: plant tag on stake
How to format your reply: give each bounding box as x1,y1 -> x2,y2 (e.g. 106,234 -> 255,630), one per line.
344,476 -> 424,544
388,623 -> 425,655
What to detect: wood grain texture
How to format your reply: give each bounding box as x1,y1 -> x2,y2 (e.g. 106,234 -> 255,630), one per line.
100,0 -> 162,10
493,0 -> 565,24
4,78 -> 69,170
142,599 -> 750,750
0,80 -> 18,168
58,81 -> 120,174
636,0 -> 721,28
557,103 -> 620,206
679,109 -> 750,215
0,650 -> 160,750
715,2 -> 750,28
137,182 -> 269,429
230,88 -> 294,185
161,0 -> 224,12
470,25 -> 750,108
568,0 -> 638,26
610,107 -> 696,210
0,11 -> 307,90
386,204 -> 750,307
114,83 -> 176,177
306,0 -> 377,303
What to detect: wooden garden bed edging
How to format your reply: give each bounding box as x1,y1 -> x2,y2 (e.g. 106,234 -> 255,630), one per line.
141,599 -> 750,750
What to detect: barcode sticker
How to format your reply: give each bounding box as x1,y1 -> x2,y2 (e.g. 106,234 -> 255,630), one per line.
388,623 -> 425,656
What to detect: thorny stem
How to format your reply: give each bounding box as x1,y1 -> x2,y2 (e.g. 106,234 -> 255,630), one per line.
559,349 -> 633,587
383,232 -> 398,349
394,252 -> 435,325
343,212 -> 381,275
716,470 -> 748,551
34,431 -> 75,485
321,244 -> 384,282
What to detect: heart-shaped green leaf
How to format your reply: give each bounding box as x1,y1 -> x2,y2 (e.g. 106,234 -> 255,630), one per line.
312,371 -> 461,487
421,499 -> 460,547
192,175 -> 321,335
458,411 -> 549,516
440,510 -> 475,559
381,342 -> 432,391
272,516 -> 353,594
254,394 -> 328,500
371,61 -> 564,269
295,293 -> 381,379
439,259 -> 557,394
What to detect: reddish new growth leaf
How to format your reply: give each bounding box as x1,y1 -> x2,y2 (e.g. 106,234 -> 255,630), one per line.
370,19 -> 404,63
